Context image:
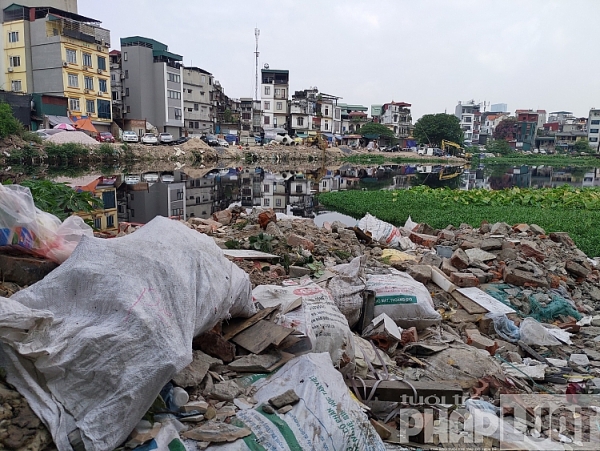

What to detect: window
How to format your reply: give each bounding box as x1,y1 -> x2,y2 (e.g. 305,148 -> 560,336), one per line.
296,185 -> 303,193
83,52 -> 92,67
123,52 -> 128,61
68,73 -> 79,87
126,106 -> 131,113
325,107 -> 329,116
99,79 -> 107,92
93,217 -> 102,229
263,198 -> 270,207
335,109 -> 340,119
84,76 -> 94,90
106,215 -> 114,228
276,102 -> 283,111
126,88 -> 130,96
9,56 -> 20,67
176,190 -> 184,200
66,48 -> 77,64
264,116 -> 270,125
591,129 -> 599,134
8,31 -> 18,43
264,86 -> 270,95
242,112 -> 251,120
275,88 -> 285,97
297,117 -> 304,126
590,137 -> 598,142
69,98 -> 80,111
97,56 -> 106,71
174,108 -> 182,119
275,198 -> 282,207
97,99 -> 111,119
125,70 -> 129,79
322,181 -> 327,188
263,184 -> 270,193
167,73 -> 181,83
111,74 -> 115,81
463,116 -> 472,123
11,80 -> 21,91
168,90 -> 181,99
194,122 -> 199,128
324,122 -> 329,131
102,191 -> 116,209
86,99 -> 95,113
591,120 -> 600,125
264,101 -> 270,110
112,91 -> 118,101
130,209 -> 134,217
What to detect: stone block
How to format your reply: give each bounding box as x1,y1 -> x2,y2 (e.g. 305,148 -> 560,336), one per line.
438,229 -> 456,241
287,234 -> 315,251
512,224 -> 530,233
565,261 -> 590,279
268,389 -> 300,409
407,265 -> 432,284
441,258 -> 458,276
465,248 -> 497,263
459,240 -> 481,250
210,380 -> 243,402
451,272 -> 480,287
503,267 -> 549,288
481,238 -> 503,251
173,351 -> 222,388
550,232 -> 575,247
0,253 -> 58,286
569,354 -> 590,367
530,224 -> 546,235
212,209 -> 233,226
409,232 -> 439,248
490,222 -> 511,235
289,266 -> 312,278
450,248 -> 469,270
520,241 -> 546,262
465,329 -> 498,355
435,245 -> 454,259
420,252 -> 443,268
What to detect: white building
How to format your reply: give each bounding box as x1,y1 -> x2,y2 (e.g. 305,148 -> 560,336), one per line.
380,101 -> 412,138
588,108 -> 600,151
455,100 -> 482,145
261,68 -> 289,130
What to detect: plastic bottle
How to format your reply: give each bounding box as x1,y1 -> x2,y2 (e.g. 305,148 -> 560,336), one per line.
172,387 -> 189,409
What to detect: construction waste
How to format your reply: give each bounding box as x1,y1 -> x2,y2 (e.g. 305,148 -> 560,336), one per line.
3,202 -> 600,450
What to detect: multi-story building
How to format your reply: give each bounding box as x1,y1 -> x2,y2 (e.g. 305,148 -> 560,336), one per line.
109,50 -> 123,121
588,108 -> 600,152
2,4 -> 112,131
0,0 -> 77,79
316,93 -> 341,134
371,105 -> 383,122
261,68 -> 288,129
339,104 -> 369,134
515,111 -> 539,151
75,176 -> 118,233
516,109 -> 546,129
548,111 -> 576,125
175,170 -> 215,219
240,97 -> 253,132
290,88 -> 318,135
261,172 -> 287,212
252,100 -> 261,133
120,180 -> 186,223
379,101 -> 412,139
182,66 -> 213,135
480,112 -> 509,136
490,103 -> 507,113
120,36 -> 184,136
455,100 -> 482,145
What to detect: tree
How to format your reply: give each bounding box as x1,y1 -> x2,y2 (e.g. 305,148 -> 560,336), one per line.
485,139 -> 513,155
413,113 -> 462,146
358,122 -> 395,139
0,102 -> 23,138
573,138 -> 594,154
493,117 -> 517,140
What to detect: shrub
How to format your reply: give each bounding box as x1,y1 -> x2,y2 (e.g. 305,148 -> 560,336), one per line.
44,142 -> 89,161
0,102 -> 23,138
21,130 -> 43,144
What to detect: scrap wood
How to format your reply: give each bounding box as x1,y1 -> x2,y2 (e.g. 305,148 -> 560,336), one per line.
231,319 -> 293,354
222,306 -> 279,340
450,291 -> 488,315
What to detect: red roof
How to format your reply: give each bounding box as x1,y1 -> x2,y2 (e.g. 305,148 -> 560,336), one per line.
109,50 -> 121,55
384,101 -> 411,108
349,111 -> 367,117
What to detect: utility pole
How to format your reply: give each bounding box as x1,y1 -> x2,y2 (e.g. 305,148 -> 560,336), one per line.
254,28 -> 260,103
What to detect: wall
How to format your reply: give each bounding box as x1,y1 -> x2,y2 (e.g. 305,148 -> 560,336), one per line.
122,45 -> 156,125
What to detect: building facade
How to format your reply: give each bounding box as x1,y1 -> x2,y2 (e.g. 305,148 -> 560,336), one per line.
261,68 -> 288,129
455,100 -> 481,145
2,4 -> 112,130
587,108 -> 600,152
290,88 -> 317,135
120,36 -> 184,136
182,66 -> 213,135
379,101 -> 412,139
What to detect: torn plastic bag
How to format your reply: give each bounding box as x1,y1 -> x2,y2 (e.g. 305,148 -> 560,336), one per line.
358,213 -> 411,249
366,270 -> 442,330
519,317 -> 561,347
0,184 -> 93,263
486,313 -> 520,343
319,256 -> 365,327
0,216 -> 254,451
213,353 -> 386,451
264,280 -> 355,375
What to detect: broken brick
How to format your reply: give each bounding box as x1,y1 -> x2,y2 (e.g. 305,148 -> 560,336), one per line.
409,232 -> 439,248
287,234 -> 315,251
450,272 -> 480,287
450,248 -> 469,270
550,232 -> 575,247
565,261 -> 590,279
401,327 -> 418,346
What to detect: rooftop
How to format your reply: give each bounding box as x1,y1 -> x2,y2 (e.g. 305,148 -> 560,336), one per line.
184,66 -> 212,75
121,36 -> 183,61
3,3 -> 101,24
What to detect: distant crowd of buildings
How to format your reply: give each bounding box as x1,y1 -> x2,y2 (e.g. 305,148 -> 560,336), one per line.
0,0 -> 597,152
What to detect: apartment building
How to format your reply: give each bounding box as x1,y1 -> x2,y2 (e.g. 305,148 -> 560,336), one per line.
120,36 -> 183,136
261,68 -> 288,129
379,101 -> 412,138
290,88 -> 317,135
2,4 -> 112,130
182,66 -> 213,134
455,100 -> 481,145
588,108 -> 600,152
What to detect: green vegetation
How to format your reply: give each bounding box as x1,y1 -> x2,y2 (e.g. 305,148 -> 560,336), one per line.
573,138 -> 594,154
44,142 -> 90,162
16,179 -> 102,221
485,154 -> 600,167
343,154 -> 457,165
319,185 -> 600,256
413,113 -> 463,146
97,143 -> 118,160
0,102 -> 23,138
493,117 -> 517,140
21,130 -> 43,144
358,123 -> 396,140
485,139 -> 513,155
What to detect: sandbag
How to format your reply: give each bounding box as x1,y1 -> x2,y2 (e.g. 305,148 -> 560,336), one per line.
0,216 -> 254,451
256,280 -> 355,375
358,213 -> 403,247
0,184 -> 93,263
320,256 -> 365,327
209,353 -> 386,451
366,270 -> 442,330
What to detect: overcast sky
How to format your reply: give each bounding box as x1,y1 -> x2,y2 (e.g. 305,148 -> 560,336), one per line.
80,0 -> 599,120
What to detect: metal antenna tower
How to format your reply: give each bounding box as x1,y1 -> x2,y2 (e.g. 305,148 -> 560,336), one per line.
254,28 -> 260,101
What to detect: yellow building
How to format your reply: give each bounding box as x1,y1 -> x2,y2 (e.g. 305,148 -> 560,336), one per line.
75,176 -> 119,233
2,4 -> 112,131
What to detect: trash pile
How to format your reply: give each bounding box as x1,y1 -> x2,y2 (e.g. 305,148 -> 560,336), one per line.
3,205 -> 600,450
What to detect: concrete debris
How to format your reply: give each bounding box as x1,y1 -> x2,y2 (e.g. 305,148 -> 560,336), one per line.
5,212 -> 600,451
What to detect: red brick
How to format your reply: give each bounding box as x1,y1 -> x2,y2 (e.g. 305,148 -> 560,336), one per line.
258,209 -> 277,229
450,272 -> 480,287
512,223 -> 530,233
503,266 -> 549,288
465,329 -> 498,356
212,209 -> 232,226
287,234 -> 315,251
520,241 -> 546,262
450,248 -> 469,270
409,232 -> 439,248
193,331 -> 235,363
550,232 -> 575,247
400,327 -> 418,346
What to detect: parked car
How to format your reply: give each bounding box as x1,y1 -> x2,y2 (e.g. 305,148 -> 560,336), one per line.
142,173 -> 159,183
122,131 -> 139,143
161,174 -> 174,183
97,132 -> 115,143
217,138 -> 229,147
141,133 -> 158,145
173,136 -> 190,145
159,133 -> 173,144
201,135 -> 219,146
124,175 -> 140,185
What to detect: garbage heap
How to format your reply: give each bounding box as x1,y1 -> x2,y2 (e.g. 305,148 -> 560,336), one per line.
2,208 -> 600,451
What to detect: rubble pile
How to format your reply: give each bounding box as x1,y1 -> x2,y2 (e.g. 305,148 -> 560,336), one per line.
4,207 -> 600,450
